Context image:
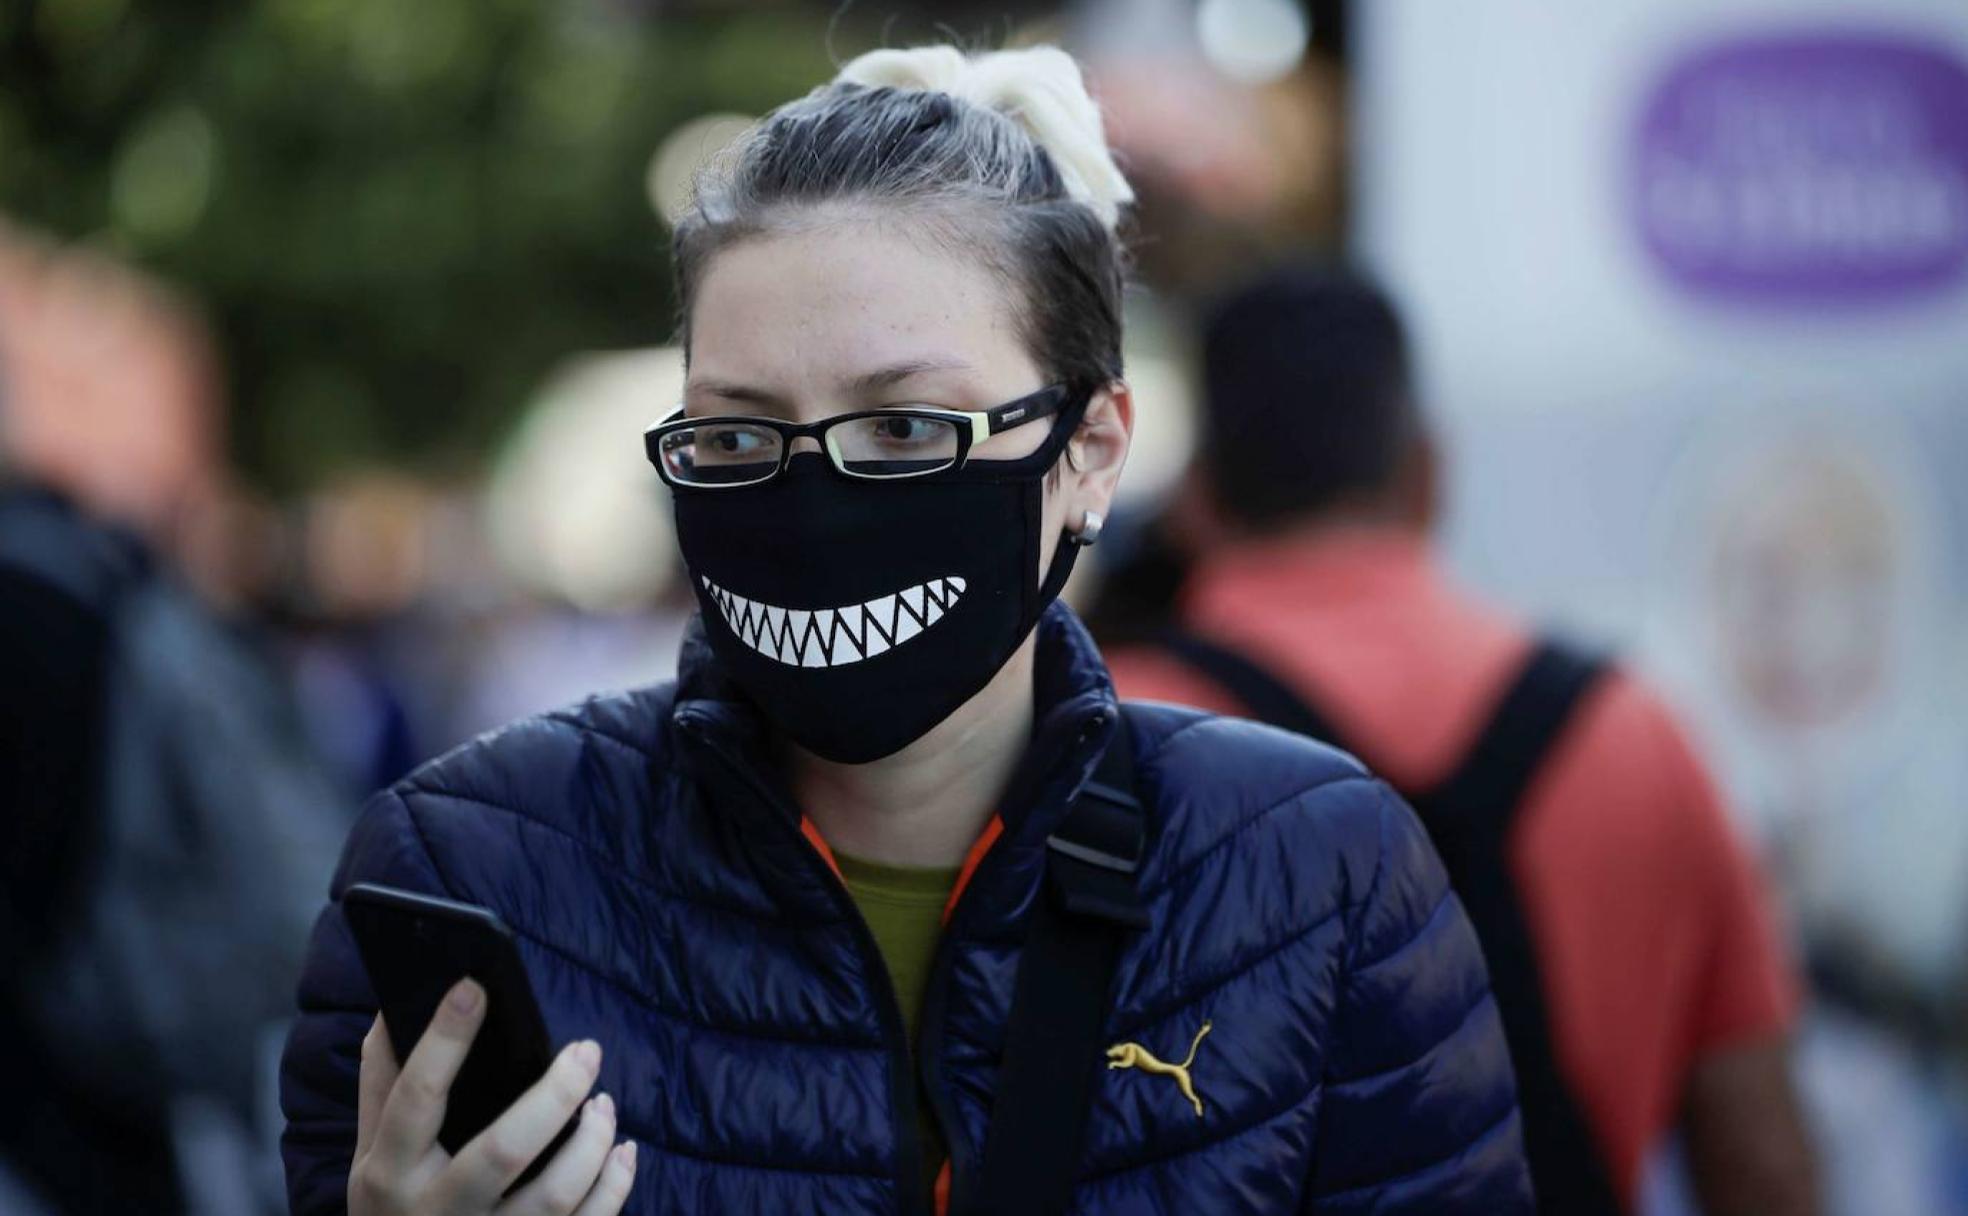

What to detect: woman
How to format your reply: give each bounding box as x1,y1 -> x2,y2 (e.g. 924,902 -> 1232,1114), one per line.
281,45 -> 1531,1216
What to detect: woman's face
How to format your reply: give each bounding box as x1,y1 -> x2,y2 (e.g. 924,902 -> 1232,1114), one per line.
684,219 -> 1126,582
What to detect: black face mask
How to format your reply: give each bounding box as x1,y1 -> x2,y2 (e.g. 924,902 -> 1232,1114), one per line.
669,395 -> 1088,764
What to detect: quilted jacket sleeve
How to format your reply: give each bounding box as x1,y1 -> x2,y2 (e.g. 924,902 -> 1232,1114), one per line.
1306,783 -> 1534,1213
279,789 -> 451,1216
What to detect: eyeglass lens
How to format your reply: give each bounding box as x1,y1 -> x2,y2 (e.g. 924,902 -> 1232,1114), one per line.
658,422 -> 784,486
660,414 -> 964,486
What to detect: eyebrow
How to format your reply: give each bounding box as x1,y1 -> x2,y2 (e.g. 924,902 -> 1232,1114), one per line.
686,357 -> 975,412
845,358 -> 972,396
686,379 -> 792,410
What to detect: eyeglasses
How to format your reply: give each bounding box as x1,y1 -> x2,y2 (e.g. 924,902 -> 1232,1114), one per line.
644,382 -> 1079,489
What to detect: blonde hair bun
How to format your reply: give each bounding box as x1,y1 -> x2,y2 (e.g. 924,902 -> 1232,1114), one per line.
838,45 -> 1134,231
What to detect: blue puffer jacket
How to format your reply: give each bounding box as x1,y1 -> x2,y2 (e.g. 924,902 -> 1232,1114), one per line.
281,604 -> 1532,1214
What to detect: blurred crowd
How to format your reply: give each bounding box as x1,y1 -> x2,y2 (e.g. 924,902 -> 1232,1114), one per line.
3,1 -> 1968,1214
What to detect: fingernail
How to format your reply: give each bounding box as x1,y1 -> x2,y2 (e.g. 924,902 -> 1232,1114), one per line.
448,980 -> 481,1015
597,1092 -> 615,1119
620,1140 -> 637,1171
572,1039 -> 601,1073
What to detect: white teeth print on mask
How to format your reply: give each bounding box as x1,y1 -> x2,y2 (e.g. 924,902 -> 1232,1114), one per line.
701,576 -> 968,669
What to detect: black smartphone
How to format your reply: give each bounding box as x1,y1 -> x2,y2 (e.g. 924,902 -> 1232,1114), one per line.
343,882 -> 577,1190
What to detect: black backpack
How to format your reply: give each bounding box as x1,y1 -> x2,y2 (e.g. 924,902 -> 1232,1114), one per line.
0,492 -> 350,1216
1153,629 -> 1623,1216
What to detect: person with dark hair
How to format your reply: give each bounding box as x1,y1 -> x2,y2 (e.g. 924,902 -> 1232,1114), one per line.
1194,267 -> 1420,529
1104,263 -> 1818,1215
280,47 -> 1531,1216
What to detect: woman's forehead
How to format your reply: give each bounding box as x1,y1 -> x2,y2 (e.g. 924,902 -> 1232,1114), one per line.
687,225 -> 1038,404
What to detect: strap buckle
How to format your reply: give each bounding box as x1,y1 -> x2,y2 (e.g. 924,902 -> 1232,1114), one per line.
1044,781 -> 1142,874
1045,779 -> 1149,930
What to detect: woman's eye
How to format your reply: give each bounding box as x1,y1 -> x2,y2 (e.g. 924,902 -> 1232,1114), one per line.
708,428 -> 761,454
872,417 -> 934,443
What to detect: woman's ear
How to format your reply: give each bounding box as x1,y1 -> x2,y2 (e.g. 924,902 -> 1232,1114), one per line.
1066,380 -> 1134,527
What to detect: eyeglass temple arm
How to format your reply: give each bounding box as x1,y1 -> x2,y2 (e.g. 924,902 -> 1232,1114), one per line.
976,386 -> 1070,443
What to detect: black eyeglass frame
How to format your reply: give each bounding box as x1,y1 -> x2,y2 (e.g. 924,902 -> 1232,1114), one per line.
644,382 -> 1084,489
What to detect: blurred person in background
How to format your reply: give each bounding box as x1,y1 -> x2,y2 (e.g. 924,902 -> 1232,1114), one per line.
281,45 -> 1532,1216
1099,263 -> 1818,1216
286,472 -> 447,798
0,223 -> 348,1215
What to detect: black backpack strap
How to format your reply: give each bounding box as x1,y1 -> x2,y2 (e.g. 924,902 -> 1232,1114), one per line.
1411,640 -> 1619,1216
969,714 -> 1148,1216
0,490 -> 147,616
1422,641 -> 1610,830
1153,629 -> 1353,751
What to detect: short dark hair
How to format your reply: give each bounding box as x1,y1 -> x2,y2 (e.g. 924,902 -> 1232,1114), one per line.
1198,263 -> 1416,528
673,76 -> 1126,392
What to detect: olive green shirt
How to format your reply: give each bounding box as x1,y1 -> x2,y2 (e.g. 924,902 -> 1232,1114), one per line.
832,848 -> 962,1045
833,848 -> 962,1179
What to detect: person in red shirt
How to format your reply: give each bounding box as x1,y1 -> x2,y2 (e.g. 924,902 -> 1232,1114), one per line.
1100,264 -> 1817,1215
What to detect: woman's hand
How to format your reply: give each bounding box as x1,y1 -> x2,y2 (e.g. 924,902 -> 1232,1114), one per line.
349,979 -> 638,1215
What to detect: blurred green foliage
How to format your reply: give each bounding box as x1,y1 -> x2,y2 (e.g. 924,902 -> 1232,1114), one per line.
0,0 -> 841,490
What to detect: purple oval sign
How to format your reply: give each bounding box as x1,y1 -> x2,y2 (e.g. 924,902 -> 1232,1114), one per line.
1632,30 -> 1968,305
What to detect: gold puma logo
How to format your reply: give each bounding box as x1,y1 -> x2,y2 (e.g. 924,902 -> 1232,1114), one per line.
1106,1020 -> 1213,1118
